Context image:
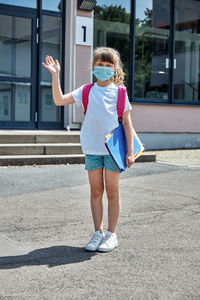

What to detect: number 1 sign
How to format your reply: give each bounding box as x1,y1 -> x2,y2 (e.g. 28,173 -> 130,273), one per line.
76,16 -> 93,46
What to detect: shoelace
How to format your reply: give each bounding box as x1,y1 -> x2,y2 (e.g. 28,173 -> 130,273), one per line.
89,233 -> 102,244
101,234 -> 112,245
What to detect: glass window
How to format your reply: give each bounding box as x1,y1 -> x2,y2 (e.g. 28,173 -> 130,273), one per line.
0,14 -> 32,78
40,15 -> 62,122
94,1 -> 131,90
134,0 -> 170,101
0,82 -> 31,121
0,82 -> 11,121
174,0 -> 200,103
0,0 -> 36,8
42,0 -> 62,12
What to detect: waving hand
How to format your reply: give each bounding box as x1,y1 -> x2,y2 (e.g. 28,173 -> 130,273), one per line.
42,55 -> 60,75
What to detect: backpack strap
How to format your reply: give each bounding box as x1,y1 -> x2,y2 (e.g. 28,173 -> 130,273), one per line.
82,83 -> 94,115
82,83 -> 126,121
117,85 -> 126,123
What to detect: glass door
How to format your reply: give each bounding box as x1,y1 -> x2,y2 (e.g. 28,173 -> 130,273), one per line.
134,0 -> 171,102
38,13 -> 63,129
0,0 -> 64,129
0,9 -> 37,128
38,1 -> 64,129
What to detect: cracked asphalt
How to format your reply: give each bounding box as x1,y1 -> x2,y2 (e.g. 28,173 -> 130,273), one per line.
0,161 -> 200,299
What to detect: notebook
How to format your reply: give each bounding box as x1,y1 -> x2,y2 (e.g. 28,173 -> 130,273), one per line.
105,123 -> 144,173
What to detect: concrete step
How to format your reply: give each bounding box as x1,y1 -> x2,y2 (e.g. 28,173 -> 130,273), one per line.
136,153 -> 156,163
0,143 -> 82,155
0,131 -> 80,144
0,154 -> 85,166
0,153 -> 156,166
0,130 -> 156,166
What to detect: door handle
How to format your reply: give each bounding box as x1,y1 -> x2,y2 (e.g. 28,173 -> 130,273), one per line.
166,58 -> 169,69
174,58 -> 176,69
166,58 -> 176,69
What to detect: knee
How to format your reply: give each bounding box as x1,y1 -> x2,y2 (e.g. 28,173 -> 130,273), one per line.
106,187 -> 119,201
91,186 -> 104,199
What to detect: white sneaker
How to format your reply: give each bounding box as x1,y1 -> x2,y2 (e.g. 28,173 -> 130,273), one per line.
98,231 -> 118,252
85,231 -> 105,251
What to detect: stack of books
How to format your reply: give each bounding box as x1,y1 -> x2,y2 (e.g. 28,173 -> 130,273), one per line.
105,123 -> 144,173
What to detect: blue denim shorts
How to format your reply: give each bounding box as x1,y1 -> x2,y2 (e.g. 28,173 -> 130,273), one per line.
85,154 -> 119,172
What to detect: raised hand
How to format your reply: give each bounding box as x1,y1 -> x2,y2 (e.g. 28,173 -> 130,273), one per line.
42,55 -> 60,75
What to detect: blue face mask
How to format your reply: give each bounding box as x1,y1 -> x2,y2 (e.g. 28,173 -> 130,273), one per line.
92,66 -> 114,82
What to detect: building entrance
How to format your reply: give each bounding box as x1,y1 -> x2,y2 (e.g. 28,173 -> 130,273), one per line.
0,1 -> 64,129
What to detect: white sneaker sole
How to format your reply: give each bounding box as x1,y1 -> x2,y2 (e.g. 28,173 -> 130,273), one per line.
98,243 -> 119,252
85,247 -> 98,252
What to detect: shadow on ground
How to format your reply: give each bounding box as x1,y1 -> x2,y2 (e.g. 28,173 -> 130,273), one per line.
0,245 -> 97,269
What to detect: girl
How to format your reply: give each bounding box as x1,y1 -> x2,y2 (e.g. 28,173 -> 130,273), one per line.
42,47 -> 135,252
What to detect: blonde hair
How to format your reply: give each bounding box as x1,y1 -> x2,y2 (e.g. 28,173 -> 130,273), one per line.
92,47 -> 125,86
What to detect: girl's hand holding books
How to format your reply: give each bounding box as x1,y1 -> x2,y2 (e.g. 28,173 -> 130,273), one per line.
42,55 -> 60,76
126,153 -> 135,168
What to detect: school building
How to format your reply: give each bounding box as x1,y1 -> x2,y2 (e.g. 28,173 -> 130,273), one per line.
0,0 -> 200,150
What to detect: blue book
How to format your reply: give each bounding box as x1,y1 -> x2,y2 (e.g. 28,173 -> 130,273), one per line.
105,123 -> 144,173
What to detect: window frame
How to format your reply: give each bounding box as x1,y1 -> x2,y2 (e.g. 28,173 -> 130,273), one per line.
130,0 -> 200,106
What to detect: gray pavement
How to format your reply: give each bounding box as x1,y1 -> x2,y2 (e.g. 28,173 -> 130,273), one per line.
0,160 -> 200,299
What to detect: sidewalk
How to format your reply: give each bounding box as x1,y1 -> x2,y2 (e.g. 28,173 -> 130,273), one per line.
152,149 -> 200,168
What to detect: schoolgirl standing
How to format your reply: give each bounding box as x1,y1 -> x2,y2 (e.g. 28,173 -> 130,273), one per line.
42,47 -> 135,252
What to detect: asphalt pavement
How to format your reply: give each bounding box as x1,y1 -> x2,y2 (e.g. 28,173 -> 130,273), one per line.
0,160 -> 200,299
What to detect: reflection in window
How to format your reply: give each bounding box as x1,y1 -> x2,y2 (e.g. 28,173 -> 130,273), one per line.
174,0 -> 200,102
134,0 -> 170,101
41,15 -> 62,122
94,1 -> 131,91
41,15 -> 62,83
0,82 -> 31,121
41,87 -> 61,122
0,0 -> 36,8
0,15 -> 31,78
42,0 -> 62,12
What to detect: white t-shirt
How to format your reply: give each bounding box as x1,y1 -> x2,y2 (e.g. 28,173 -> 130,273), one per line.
72,82 -> 132,155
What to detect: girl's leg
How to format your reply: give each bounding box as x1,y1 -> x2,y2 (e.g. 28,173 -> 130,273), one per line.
88,168 -> 104,233
105,169 -> 120,233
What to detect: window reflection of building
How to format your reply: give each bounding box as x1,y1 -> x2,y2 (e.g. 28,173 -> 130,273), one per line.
135,0 -> 200,103
134,0 -> 170,101
94,2 -> 131,90
0,15 -> 31,78
42,0 -> 62,11
40,15 -> 62,122
0,14 -> 32,121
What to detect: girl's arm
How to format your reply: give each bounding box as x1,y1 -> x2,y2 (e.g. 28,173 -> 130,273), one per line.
42,56 -> 75,106
122,110 -> 135,168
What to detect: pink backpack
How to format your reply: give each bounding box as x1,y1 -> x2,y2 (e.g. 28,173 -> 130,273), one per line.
82,83 -> 126,123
